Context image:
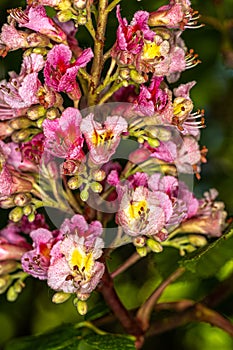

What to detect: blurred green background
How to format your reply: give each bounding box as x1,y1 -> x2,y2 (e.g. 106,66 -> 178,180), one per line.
0,0 -> 233,349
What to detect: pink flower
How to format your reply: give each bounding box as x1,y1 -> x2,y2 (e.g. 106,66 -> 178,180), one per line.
47,215 -> 105,297
149,0 -> 200,30
116,184 -> 172,238
21,228 -> 61,280
0,53 -> 44,109
10,6 -> 67,43
81,114 -> 128,165
43,107 -> 84,160
44,44 -> 93,99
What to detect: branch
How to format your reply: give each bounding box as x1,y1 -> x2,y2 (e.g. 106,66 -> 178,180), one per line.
111,252 -> 142,279
147,302 -> 233,338
98,266 -> 144,341
137,267 -> 185,331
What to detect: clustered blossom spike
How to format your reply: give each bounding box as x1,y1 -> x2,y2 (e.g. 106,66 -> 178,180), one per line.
0,0 -> 228,314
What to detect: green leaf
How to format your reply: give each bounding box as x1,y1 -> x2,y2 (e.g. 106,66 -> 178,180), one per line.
179,227 -> 233,278
4,324 -> 82,350
79,334 -> 136,350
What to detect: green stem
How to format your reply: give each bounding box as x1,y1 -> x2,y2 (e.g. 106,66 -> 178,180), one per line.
88,0 -> 109,106
107,0 -> 122,12
98,81 -> 125,105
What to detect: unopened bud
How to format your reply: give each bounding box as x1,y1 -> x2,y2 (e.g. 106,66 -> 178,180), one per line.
52,292 -> 71,304
74,0 -> 87,9
23,204 -> 33,216
7,285 -> 18,302
0,275 -> 11,294
189,235 -> 207,247
14,193 -> 31,207
130,69 -> 146,84
122,80 -> 129,87
0,261 -> 18,275
0,196 -> 15,209
12,128 -> 40,142
136,246 -> 147,257
76,292 -> 90,301
77,300 -> 88,315
14,280 -> 23,294
80,188 -> 89,202
27,212 -> 36,223
147,137 -> 160,148
46,108 -> 60,120
92,169 -> 106,182
9,117 -> 33,130
133,236 -> 146,247
90,181 -> 103,193
27,105 -> 46,120
9,207 -> 23,222
145,126 -> 171,141
36,117 -> 45,128
32,47 -> 48,56
77,15 -> 87,25
68,176 -> 83,190
57,9 -> 73,22
147,238 -> 163,253
120,69 -> 130,80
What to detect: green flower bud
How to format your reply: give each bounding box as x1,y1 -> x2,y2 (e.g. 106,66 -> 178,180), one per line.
14,280 -> 23,294
74,0 -> 87,9
57,9 -> 73,22
133,236 -> 146,248
11,128 -> 41,142
32,47 -> 48,56
58,0 -> 72,10
120,69 -> 130,80
9,117 -> 33,130
90,181 -> 103,193
9,207 -> 23,223
147,137 -> 160,148
130,69 -> 146,84
27,212 -> 36,223
52,292 -> 71,304
76,292 -> 90,301
27,105 -> 46,120
136,246 -> 148,257
0,196 -> 15,209
23,205 -> 33,216
36,117 -> 45,128
46,108 -> 60,120
77,300 -> 88,316
68,176 -> 83,190
14,193 -> 31,207
92,169 -> 106,182
7,285 -> 18,302
80,188 -> 89,202
189,235 -> 207,247
147,238 -> 163,253
0,275 -> 11,294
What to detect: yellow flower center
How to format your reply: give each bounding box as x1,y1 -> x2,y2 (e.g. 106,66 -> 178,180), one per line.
173,97 -> 193,119
126,199 -> 148,220
142,41 -> 161,60
91,129 -> 114,147
69,247 -> 94,280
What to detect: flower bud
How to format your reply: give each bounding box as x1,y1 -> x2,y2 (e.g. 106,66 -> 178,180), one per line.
58,0 -> 72,10
74,0 -> 87,9
147,137 -> 160,148
77,300 -> 88,315
0,261 -> 18,275
7,285 -> 18,302
145,126 -> 171,141
32,47 -> 48,56
57,10 -> 74,22
14,280 -> 23,294
27,212 -> 36,223
27,33 -> 50,48
12,129 -> 40,142
52,292 -> 71,304
76,292 -> 90,301
68,176 -> 83,190
23,205 -> 33,216
188,235 -> 207,247
136,246 -> 147,257
92,169 -> 106,182
27,105 -> 46,120
0,121 -> 14,139
9,117 -> 33,130
147,238 -> 163,253
77,15 -> 87,25
120,69 -> 130,80
0,275 -> 11,294
36,117 -> 45,129
46,108 -> 60,120
14,193 -> 31,207
9,207 -> 23,222
80,188 -> 89,202
133,236 -> 146,247
130,69 -> 146,84
0,196 -> 15,209
90,181 -> 103,193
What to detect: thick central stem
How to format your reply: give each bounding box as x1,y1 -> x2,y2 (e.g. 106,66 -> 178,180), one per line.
98,267 -> 144,346
88,0 -> 109,106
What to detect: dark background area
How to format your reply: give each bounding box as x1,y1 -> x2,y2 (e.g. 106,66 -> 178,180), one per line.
0,1 -> 233,349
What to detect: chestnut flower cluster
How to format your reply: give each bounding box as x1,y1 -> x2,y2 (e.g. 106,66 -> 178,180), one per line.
0,0 -> 228,312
